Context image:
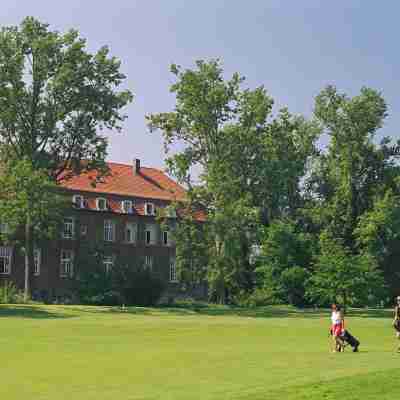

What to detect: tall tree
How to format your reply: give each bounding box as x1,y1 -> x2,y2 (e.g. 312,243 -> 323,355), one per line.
148,60 -> 318,303
355,189 -> 400,298
0,17 -> 133,298
0,159 -> 66,300
255,219 -> 314,306
307,231 -> 385,309
309,86 -> 397,249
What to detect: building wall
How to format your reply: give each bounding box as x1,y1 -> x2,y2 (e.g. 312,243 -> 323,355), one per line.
0,190 -> 205,302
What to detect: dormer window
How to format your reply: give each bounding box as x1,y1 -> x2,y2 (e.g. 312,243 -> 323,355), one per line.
145,202 -> 156,216
96,198 -> 107,211
73,195 -> 84,209
121,200 -> 133,214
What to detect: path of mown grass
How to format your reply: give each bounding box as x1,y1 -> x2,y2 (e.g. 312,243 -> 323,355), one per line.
0,304 -> 398,399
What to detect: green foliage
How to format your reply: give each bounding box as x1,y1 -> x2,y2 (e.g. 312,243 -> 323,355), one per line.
0,17 -> 133,177
0,158 -> 67,243
0,281 -> 26,304
0,17 -> 133,299
307,232 -> 385,307
75,245 -> 165,306
148,59 -> 319,303
309,86 -> 397,248
256,220 -> 314,306
355,190 -> 400,297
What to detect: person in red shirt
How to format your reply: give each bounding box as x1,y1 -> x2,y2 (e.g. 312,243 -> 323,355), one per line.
393,296 -> 400,353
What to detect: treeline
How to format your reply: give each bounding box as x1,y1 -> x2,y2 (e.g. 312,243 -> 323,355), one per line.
149,60 -> 400,308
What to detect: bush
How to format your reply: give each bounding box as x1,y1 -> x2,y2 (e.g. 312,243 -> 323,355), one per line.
0,281 -> 26,304
121,268 -> 165,307
75,247 -> 166,307
234,287 -> 282,308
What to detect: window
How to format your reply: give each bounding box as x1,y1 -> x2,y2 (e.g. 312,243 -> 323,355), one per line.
104,220 -> 115,242
121,200 -> 133,214
33,248 -> 41,276
145,224 -> 157,245
103,255 -> 114,273
145,202 -> 156,216
0,223 -> 9,235
0,247 -> 12,275
162,231 -> 170,246
169,257 -> 178,282
97,198 -> 107,211
124,223 -> 137,243
60,249 -> 74,277
73,195 -> 84,209
62,217 -> 75,239
80,225 -> 88,237
144,255 -> 153,270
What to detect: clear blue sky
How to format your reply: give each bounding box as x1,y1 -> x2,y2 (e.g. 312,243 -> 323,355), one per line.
1,1 -> 399,169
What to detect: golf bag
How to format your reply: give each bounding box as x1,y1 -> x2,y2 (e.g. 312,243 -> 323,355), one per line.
341,330 -> 360,351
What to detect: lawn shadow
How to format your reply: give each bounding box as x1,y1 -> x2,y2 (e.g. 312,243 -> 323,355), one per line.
0,305 -> 75,319
346,308 -> 393,319
66,304 -> 329,319
109,304 -> 392,320
14,304 -> 392,320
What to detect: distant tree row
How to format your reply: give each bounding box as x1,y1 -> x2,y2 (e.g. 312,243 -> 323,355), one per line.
149,60 -> 400,307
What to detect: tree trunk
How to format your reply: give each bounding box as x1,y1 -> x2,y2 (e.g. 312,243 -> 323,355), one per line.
24,213 -> 33,302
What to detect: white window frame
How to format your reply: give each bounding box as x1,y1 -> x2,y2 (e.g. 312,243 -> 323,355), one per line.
0,223 -> 9,235
169,257 -> 178,283
144,255 -> 153,270
145,224 -> 157,246
124,222 -> 137,244
60,249 -> 74,278
103,255 -> 114,273
62,217 -> 75,239
80,224 -> 88,237
104,220 -> 115,242
145,202 -> 156,216
33,248 -> 41,276
162,230 -> 170,246
96,197 -> 108,211
0,246 -> 12,275
121,200 -> 133,214
72,195 -> 84,209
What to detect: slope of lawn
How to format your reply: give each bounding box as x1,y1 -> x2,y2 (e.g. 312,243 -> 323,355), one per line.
0,304 -> 398,400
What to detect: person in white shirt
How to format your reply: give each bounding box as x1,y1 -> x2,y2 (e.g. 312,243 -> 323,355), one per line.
331,304 -> 344,352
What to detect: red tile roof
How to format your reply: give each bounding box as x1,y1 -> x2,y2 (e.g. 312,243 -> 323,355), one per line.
59,162 -> 187,202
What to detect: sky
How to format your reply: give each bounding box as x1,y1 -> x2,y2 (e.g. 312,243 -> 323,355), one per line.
1,1 -> 399,170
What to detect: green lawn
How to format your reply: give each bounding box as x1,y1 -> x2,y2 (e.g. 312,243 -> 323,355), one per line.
0,304 -> 398,399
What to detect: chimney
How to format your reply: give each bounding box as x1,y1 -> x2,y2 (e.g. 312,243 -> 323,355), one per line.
133,158 -> 141,175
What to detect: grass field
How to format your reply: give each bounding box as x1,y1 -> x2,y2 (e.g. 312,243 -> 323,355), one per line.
0,304 -> 399,399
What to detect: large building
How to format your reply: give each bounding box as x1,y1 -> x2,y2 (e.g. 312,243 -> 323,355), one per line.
0,159 -> 205,302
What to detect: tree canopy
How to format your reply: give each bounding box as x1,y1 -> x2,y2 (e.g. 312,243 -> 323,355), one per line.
0,17 -> 133,299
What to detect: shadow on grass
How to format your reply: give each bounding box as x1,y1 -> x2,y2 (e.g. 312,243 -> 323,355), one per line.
346,308 -> 393,319
71,304 -> 394,320
1,304 -> 391,320
62,304 -> 328,319
0,305 -> 74,319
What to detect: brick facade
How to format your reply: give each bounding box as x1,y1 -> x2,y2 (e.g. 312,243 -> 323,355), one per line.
0,160 -> 207,302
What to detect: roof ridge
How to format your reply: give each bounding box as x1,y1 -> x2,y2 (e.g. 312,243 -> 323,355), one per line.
106,161 -> 164,173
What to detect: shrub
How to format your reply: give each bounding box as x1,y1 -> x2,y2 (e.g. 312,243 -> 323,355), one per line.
0,281 -> 26,304
75,246 -> 166,307
113,264 -> 166,307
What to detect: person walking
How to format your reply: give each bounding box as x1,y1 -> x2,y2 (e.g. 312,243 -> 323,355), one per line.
331,304 -> 344,352
393,296 -> 400,353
